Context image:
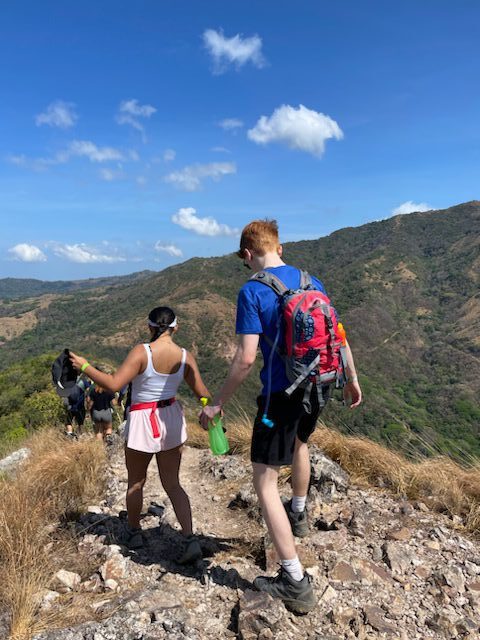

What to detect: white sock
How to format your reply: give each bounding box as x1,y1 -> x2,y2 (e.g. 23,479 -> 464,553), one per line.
281,557 -> 304,582
291,495 -> 306,513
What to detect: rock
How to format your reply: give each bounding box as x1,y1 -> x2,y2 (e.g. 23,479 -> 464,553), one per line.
330,606 -> 360,627
32,610 -> 152,640
54,569 -> 81,592
315,504 -> 353,530
363,605 -> 398,635
415,501 -> 429,512
100,554 -> 129,582
309,448 -> 350,499
386,527 -> 411,542
382,542 -> 415,574
81,573 -> 103,593
310,529 -> 347,552
104,578 -> 118,591
0,447 -> 30,473
237,590 -> 287,639
424,539 -> 441,551
209,454 -> 247,481
147,502 -> 165,517
39,590 -> 60,611
319,585 -> 337,603
87,505 -> 103,514
355,559 -> 393,585
228,487 -> 261,520
435,566 -> 465,593
329,561 -> 360,585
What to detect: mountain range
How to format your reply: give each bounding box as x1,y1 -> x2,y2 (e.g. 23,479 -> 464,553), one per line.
1,201 -> 479,459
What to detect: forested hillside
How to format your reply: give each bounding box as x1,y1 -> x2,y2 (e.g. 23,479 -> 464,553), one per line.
1,202 -> 479,459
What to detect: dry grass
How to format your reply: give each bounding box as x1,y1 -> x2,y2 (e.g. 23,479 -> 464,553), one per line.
188,414 -> 480,535
0,429 -> 107,640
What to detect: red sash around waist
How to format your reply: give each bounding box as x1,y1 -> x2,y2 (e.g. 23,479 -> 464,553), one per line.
129,398 -> 176,439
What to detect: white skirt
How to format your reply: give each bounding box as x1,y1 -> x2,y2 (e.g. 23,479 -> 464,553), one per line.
124,401 -> 187,453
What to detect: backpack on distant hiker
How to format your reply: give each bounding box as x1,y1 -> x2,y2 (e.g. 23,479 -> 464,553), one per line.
51,349 -> 77,397
251,269 -> 348,424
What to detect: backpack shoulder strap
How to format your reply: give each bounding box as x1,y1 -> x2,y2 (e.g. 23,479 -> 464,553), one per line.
300,269 -> 312,289
250,270 -> 288,297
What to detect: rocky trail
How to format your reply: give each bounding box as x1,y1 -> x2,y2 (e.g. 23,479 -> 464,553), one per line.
33,437 -> 480,640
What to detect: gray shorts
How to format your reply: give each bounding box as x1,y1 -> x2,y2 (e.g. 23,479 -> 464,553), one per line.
92,408 -> 113,423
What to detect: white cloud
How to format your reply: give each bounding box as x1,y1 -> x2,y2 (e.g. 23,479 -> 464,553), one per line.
51,243 -> 126,263
211,146 -> 231,153
154,242 -> 183,257
203,28 -> 266,73
171,207 -> 239,237
248,104 -> 343,157
35,100 -> 78,129
69,140 -> 124,163
218,118 -> 243,131
99,168 -> 124,181
164,162 -> 236,192
8,243 -> 47,262
116,99 -> 156,141
392,201 -> 432,215
163,149 -> 176,162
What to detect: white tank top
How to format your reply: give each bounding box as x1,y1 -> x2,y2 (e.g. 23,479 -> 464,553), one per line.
131,344 -> 187,403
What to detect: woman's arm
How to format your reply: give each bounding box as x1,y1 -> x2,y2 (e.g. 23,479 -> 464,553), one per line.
183,351 -> 211,400
69,345 -> 146,393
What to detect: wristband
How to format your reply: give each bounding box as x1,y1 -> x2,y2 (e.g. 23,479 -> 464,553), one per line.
199,397 -> 209,407
81,362 -> 90,373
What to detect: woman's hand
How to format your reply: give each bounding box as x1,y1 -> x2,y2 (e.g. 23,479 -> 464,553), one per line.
69,351 -> 88,372
199,405 -> 223,431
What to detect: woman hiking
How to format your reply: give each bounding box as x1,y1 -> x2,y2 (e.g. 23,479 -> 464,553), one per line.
69,306 -> 210,563
86,375 -> 115,444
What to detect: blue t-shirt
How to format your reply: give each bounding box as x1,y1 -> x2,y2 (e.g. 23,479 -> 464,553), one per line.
235,265 -> 328,395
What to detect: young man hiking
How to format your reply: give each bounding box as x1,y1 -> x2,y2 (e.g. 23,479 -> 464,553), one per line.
200,219 -> 362,614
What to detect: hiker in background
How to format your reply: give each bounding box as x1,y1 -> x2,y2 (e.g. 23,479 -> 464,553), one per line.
63,382 -> 86,439
200,219 -> 362,614
86,376 -> 116,445
69,306 -> 211,563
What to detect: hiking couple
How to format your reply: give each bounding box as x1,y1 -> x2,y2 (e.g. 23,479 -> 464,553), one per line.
70,219 -> 362,613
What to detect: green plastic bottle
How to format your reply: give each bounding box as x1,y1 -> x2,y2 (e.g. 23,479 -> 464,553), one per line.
208,414 -> 230,456
200,397 -> 230,456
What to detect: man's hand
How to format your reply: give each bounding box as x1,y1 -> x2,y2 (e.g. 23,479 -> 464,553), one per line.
199,405 -> 222,430
343,379 -> 362,409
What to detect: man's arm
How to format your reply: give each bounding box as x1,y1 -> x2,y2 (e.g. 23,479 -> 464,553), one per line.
199,333 -> 259,428
343,340 -> 362,409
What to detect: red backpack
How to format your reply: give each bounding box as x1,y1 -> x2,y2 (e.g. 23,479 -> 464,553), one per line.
251,269 -> 347,424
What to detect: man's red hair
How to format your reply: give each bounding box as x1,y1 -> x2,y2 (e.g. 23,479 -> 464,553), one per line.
238,219 -> 280,257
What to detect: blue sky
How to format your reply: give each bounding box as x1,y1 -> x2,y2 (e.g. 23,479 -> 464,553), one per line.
1,1 -> 479,280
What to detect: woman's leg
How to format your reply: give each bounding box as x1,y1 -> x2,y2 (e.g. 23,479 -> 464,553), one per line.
93,421 -> 104,441
103,421 -> 113,437
156,446 -> 193,535
125,447 -> 153,529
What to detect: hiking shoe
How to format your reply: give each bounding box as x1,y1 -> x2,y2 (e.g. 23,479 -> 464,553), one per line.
254,567 -> 316,614
284,499 -> 309,538
177,536 -> 202,565
126,527 -> 143,550
105,434 -> 114,446
64,431 -> 78,440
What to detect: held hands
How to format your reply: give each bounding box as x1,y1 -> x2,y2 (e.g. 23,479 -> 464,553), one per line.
343,379 -> 362,409
69,351 -> 88,372
199,404 -> 222,431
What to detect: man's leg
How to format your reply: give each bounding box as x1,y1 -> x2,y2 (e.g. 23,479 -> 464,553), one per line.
291,436 -> 310,510
252,461 -> 316,613
252,462 -> 297,560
